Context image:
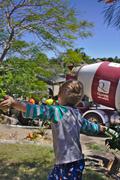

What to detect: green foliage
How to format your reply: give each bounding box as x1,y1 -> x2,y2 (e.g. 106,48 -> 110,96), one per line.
94,57 -> 120,63
49,60 -> 64,75
63,49 -> 83,65
0,55 -> 56,99
58,48 -> 91,67
11,40 -> 30,52
0,88 -> 6,101
0,66 -> 7,100
0,0 -> 93,61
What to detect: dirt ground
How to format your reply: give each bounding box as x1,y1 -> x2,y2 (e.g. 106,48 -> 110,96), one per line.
0,124 -> 107,149
0,124 -> 120,179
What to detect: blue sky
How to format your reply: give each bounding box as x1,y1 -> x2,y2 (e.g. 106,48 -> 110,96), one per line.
71,0 -> 120,59
25,0 -> 120,59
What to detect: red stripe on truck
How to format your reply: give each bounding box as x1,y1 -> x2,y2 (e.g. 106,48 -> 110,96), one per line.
92,61 -> 120,109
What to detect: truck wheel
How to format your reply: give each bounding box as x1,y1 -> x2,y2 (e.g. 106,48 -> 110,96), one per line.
83,112 -> 104,125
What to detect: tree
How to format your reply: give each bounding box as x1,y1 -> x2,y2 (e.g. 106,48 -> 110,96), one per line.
98,0 -> 120,29
58,48 -> 91,67
0,0 -> 93,62
62,49 -> 83,66
75,48 -> 91,64
0,54 -> 55,100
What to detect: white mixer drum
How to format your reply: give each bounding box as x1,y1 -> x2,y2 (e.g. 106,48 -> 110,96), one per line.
76,61 -> 120,110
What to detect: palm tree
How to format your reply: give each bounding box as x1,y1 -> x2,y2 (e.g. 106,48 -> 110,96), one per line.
98,0 -> 120,29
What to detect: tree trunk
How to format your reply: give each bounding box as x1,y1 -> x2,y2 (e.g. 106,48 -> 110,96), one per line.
0,29 -> 14,62
0,47 -> 10,62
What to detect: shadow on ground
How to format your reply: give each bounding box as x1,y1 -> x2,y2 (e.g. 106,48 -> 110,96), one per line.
0,158 -> 118,180
0,159 -> 52,180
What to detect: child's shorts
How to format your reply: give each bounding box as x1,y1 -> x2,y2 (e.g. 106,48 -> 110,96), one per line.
48,159 -> 85,180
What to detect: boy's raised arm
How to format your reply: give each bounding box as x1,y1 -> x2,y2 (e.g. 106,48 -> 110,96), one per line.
0,96 -> 26,112
0,96 -> 55,121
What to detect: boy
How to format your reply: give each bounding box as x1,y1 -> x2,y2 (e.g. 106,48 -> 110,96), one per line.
0,80 -> 105,180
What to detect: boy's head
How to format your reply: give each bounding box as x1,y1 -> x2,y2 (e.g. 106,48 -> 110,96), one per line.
58,80 -> 84,106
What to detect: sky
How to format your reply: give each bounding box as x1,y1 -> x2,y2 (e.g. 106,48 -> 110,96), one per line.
25,0 -> 120,59
70,0 -> 120,59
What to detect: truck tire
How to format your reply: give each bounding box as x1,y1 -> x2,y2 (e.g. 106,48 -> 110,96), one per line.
83,112 -> 104,125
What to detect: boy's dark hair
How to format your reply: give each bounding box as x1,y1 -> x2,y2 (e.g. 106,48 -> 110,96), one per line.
58,80 -> 84,106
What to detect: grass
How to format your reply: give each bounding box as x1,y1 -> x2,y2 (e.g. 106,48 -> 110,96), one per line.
83,168 -> 112,180
0,144 -> 114,180
86,143 -> 106,152
0,144 -> 54,180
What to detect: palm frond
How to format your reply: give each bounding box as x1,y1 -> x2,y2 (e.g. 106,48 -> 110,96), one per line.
99,0 -> 120,29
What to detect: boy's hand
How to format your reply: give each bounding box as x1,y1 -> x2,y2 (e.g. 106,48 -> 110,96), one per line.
0,96 -> 15,110
0,96 -> 26,112
100,125 -> 107,133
